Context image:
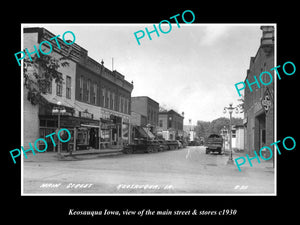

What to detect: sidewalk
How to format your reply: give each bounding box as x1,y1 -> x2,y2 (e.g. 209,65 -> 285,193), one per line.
23,148 -> 123,162
226,149 -> 275,171
64,148 -> 123,157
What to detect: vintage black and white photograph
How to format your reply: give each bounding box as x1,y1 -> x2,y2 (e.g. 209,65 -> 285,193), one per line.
21,23 -> 276,195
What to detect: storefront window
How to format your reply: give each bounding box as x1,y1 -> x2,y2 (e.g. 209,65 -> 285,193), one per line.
100,129 -> 110,142
122,123 -> 129,144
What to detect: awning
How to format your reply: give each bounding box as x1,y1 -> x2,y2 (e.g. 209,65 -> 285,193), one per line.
135,127 -> 148,138
134,126 -> 155,139
142,127 -> 155,139
41,94 -> 75,114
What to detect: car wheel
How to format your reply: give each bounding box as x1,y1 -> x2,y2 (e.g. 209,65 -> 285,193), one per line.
146,146 -> 152,153
123,148 -> 133,154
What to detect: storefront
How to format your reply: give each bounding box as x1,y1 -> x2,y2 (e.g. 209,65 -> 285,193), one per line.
38,100 -> 132,151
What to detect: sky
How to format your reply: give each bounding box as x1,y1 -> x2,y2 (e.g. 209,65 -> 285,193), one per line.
23,23 -> 264,124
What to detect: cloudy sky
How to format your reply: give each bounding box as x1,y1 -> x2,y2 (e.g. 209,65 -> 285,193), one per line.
24,23 -> 265,124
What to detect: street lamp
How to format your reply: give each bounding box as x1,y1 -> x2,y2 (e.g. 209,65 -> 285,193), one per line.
223,103 -> 240,165
52,101 -> 66,158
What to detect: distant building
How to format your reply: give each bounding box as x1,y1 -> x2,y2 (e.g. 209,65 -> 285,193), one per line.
158,110 -> 184,140
183,125 -> 196,141
130,96 -> 159,140
131,96 -> 159,131
232,125 -> 244,151
243,26 -> 274,155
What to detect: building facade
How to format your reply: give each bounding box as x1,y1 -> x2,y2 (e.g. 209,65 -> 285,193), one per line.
243,26 -> 275,155
232,125 -> 244,151
130,96 -> 159,140
23,27 -> 133,151
131,96 -> 159,128
158,110 -> 184,140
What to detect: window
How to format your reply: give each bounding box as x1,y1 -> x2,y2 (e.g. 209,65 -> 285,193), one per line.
56,80 -> 62,97
111,92 -> 115,110
93,82 -> 97,105
123,98 -> 126,114
46,80 -> 52,94
121,96 -> 124,113
232,130 -> 236,138
159,120 -> 163,127
107,90 -> 110,109
66,76 -> 71,99
79,76 -> 83,101
102,88 -> 106,107
87,79 -> 91,103
127,98 -> 130,114
124,98 -> 128,114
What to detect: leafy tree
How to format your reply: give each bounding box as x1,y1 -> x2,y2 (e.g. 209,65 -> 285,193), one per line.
23,53 -> 69,105
195,120 -> 210,138
195,117 -> 243,141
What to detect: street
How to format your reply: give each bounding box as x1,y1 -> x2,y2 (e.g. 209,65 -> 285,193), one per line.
23,146 -> 275,195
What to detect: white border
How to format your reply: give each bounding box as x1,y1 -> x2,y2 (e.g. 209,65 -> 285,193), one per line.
21,23 -> 277,196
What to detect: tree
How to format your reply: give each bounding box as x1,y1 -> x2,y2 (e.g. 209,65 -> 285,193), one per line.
23,53 -> 69,105
195,117 -> 243,141
195,120 -> 210,138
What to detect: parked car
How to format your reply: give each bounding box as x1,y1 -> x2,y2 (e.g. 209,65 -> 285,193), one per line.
205,134 -> 223,154
157,140 -> 169,151
180,140 -> 187,148
165,140 -> 179,150
122,139 -> 160,154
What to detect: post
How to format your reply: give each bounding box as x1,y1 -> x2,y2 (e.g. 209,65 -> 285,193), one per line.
99,118 -> 101,150
57,112 -> 61,156
228,112 -> 234,164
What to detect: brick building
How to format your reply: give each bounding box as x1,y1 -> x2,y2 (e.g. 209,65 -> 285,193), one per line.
131,96 -> 159,128
130,96 -> 159,139
23,27 -> 133,151
158,110 -> 184,140
243,26 -> 275,155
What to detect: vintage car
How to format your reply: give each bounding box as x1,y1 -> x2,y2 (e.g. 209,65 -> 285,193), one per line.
205,134 -> 223,154
165,140 -> 179,150
180,140 -> 188,148
122,138 -> 160,154
157,140 -> 169,151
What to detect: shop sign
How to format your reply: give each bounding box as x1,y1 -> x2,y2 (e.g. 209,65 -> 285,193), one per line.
261,88 -> 272,114
101,123 -> 116,129
79,110 -> 93,119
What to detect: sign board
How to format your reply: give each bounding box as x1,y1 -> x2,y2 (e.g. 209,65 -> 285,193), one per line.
79,111 -> 93,119
261,88 -> 273,114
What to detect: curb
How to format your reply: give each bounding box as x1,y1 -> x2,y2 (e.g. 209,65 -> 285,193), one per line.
63,149 -> 123,158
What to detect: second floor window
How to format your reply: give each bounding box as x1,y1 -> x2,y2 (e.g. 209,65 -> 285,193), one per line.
66,76 -> 71,99
56,80 -> 62,97
107,90 -> 110,109
102,88 -> 106,107
87,79 -> 91,103
111,92 -> 115,110
79,75 -> 83,101
93,83 -> 97,105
